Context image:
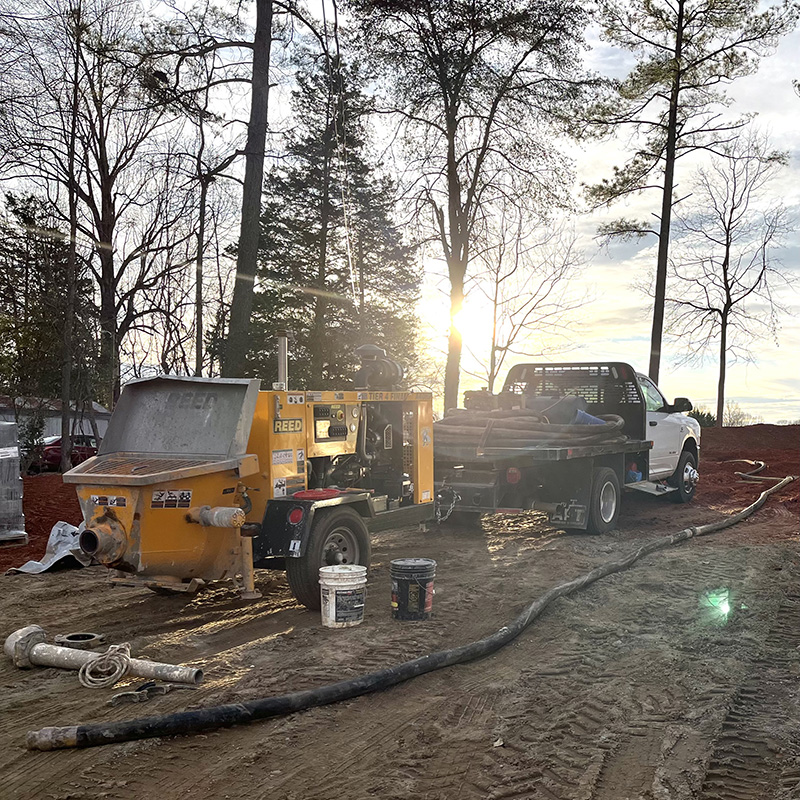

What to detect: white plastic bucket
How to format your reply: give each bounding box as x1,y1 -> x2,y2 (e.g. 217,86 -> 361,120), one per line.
318,564 -> 367,628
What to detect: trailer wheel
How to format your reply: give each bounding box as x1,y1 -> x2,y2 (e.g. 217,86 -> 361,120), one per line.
286,507 -> 371,610
668,450 -> 698,504
586,467 -> 620,535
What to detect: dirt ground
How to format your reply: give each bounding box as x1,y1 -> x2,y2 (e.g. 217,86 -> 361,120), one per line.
1,425 -> 798,800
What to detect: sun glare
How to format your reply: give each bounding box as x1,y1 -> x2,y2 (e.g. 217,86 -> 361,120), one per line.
450,302 -> 496,348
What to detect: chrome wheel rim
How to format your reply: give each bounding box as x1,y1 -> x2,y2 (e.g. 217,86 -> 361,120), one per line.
683,463 -> 699,490
599,481 -> 617,523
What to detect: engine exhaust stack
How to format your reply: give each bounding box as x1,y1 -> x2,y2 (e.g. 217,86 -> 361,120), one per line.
276,329 -> 289,390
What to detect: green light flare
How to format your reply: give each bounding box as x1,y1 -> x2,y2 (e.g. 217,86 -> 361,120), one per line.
702,588 -> 732,620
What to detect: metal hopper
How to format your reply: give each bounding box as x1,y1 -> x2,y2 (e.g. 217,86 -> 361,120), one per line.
64,376 -> 263,597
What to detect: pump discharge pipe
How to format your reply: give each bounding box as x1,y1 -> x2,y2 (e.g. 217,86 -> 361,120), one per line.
4,626 -> 202,686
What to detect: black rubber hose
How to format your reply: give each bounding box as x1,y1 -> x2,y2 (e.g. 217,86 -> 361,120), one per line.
433,414 -> 625,445
25,476 -> 794,751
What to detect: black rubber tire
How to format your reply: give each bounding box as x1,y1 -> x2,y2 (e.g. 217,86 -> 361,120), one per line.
286,507 -> 371,610
586,467 -> 620,535
668,450 -> 698,504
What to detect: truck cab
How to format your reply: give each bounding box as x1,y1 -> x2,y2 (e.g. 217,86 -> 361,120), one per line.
636,372 -> 700,485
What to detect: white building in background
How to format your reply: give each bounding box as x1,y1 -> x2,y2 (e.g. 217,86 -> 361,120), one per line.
0,396 -> 111,439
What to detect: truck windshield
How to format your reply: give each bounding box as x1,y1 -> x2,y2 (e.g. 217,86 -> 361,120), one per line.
637,376 -> 666,412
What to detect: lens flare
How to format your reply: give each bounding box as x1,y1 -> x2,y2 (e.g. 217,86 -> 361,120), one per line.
702,588 -> 732,621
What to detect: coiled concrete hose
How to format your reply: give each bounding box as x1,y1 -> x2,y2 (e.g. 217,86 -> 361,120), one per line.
26,475 -> 795,751
434,408 -> 626,448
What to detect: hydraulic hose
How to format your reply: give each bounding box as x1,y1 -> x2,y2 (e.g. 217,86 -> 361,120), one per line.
26,475 -> 795,751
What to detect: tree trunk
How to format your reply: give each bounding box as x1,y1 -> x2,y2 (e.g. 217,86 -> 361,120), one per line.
98,257 -> 117,408
716,309 -> 728,427
222,0 -> 273,378
444,272 -> 464,411
195,178 -> 208,376
311,142 -> 332,385
443,113 -> 467,412
358,238 -> 365,340
60,8 -> 81,472
487,269 -> 501,394
648,0 -> 685,385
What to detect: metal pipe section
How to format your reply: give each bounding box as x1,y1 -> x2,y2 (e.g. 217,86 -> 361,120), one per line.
186,506 -> 246,528
276,329 -> 288,388
5,626 -> 202,685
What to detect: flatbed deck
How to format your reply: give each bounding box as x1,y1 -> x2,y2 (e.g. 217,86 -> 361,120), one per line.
434,438 -> 651,467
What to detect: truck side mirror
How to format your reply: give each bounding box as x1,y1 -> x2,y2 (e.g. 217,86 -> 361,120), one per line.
672,397 -> 693,413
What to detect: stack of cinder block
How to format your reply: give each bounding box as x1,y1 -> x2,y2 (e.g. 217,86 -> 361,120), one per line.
0,421 -> 26,544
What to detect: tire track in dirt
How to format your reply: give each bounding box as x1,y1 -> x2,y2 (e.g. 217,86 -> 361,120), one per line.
463,541 -> 792,800
697,593 -> 800,800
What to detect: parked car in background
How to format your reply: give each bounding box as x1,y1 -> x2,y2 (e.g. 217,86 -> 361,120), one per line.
29,435 -> 99,472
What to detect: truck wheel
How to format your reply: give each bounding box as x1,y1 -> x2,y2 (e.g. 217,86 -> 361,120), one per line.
668,450 -> 698,504
586,467 -> 620,535
285,507 -> 371,610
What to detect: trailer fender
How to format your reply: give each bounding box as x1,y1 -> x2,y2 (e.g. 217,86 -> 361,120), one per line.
252,493 -> 374,564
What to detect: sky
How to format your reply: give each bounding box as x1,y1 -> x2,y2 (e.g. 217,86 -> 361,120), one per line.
420,24 -> 800,424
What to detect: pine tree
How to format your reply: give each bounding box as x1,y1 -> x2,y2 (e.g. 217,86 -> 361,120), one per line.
0,194 -> 96,401
250,52 -> 419,389
587,0 -> 798,383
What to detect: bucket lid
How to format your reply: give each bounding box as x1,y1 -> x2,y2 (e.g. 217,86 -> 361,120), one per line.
390,558 -> 437,571
318,564 -> 367,576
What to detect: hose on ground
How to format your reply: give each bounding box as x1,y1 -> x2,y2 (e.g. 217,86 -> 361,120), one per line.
726,459 -> 800,483
77,643 -> 131,689
26,476 -> 795,751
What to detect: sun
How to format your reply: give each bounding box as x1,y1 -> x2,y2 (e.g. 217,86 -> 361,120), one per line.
450,301 -> 496,353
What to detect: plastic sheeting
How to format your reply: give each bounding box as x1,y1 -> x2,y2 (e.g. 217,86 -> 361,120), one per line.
7,521 -> 91,574
0,421 -> 25,543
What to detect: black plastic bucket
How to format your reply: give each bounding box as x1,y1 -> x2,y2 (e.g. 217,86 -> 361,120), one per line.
390,558 -> 437,621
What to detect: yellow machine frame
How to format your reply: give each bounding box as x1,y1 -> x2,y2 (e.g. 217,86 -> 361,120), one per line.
64,379 -> 434,605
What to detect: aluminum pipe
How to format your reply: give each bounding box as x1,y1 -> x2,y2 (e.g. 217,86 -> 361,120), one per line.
4,626 -> 202,684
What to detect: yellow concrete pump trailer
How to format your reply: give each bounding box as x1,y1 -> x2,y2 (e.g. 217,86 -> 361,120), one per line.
63,350 -> 434,609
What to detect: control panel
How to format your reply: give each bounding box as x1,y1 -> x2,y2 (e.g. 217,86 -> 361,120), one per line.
313,403 -> 350,441
306,398 -> 360,459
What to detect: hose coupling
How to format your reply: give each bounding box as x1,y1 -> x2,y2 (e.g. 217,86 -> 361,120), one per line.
79,516 -> 127,564
186,506 -> 246,528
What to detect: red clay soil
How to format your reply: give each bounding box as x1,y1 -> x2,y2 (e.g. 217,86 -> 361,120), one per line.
0,474 -> 82,573
0,425 -> 797,573
698,424 -> 799,515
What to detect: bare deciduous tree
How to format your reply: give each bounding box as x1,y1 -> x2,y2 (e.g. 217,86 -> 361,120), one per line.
351,0 -> 591,410
468,209 -> 585,393
665,131 -> 794,426
0,0 -> 197,404
587,0 -> 798,384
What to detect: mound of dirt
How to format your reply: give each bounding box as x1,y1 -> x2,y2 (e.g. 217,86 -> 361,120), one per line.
699,423 -> 799,459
